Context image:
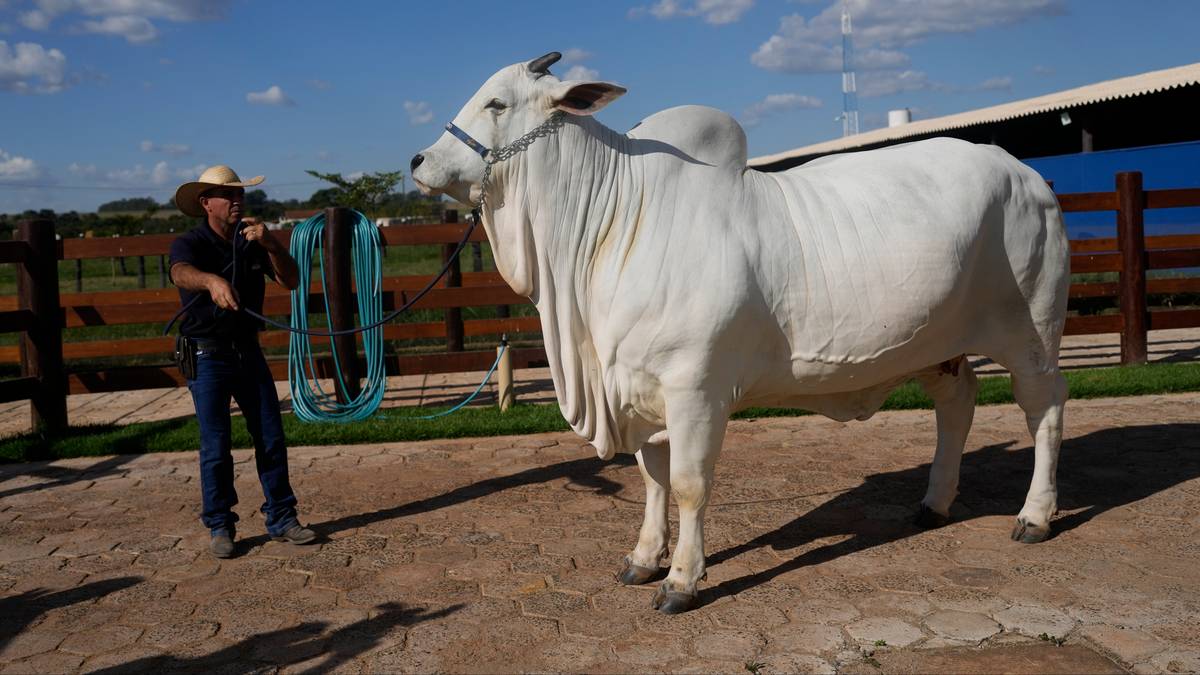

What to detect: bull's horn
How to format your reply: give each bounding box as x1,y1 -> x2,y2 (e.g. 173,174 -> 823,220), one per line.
527,52 -> 562,75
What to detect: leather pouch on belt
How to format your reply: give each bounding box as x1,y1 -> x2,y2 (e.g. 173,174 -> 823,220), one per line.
174,336 -> 198,380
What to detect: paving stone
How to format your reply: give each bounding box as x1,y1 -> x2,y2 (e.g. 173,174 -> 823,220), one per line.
0,631 -> 65,661
2,651 -> 84,673
58,624 -> 143,656
993,604 -> 1076,638
765,622 -> 844,655
758,652 -> 837,674
1148,649 -> 1200,674
139,619 -> 219,648
691,628 -> 767,661
78,646 -> 165,673
1080,625 -> 1168,665
923,610 -> 1001,643
845,617 -> 925,648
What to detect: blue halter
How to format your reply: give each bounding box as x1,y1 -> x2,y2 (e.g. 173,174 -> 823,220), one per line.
444,122 -> 490,159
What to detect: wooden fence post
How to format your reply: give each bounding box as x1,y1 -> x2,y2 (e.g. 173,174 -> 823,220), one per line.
496,336 -> 514,412
442,210 -> 464,352
1116,171 -> 1147,365
158,254 -> 167,287
17,219 -> 67,434
137,255 -> 146,289
74,259 -> 83,292
324,207 -> 362,403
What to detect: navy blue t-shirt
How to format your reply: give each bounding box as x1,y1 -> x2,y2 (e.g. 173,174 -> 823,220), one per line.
169,222 -> 276,340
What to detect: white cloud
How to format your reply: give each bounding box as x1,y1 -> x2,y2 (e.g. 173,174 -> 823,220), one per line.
561,48 -> 592,64
0,40 -> 67,93
23,0 -> 231,45
316,150 -> 333,162
140,139 -> 191,156
0,148 -> 40,181
308,78 -> 331,90
753,0 -> 1065,74
858,69 -> 943,97
246,84 -> 294,106
563,64 -> 599,81
630,0 -> 754,24
742,93 -> 821,126
176,163 -> 204,179
19,10 -> 53,30
1033,64 -> 1054,76
79,15 -> 157,43
403,100 -> 433,125
976,75 -> 1012,91
68,162 -> 99,176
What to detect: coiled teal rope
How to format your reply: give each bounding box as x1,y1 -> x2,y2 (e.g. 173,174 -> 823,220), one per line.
288,211 -> 387,422
286,211 -> 507,423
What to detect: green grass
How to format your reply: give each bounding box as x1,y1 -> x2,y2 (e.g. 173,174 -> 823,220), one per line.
3,362 -> 1200,463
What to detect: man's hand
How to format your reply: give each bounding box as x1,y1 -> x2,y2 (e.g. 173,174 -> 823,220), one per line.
207,276 -> 239,311
241,219 -> 282,252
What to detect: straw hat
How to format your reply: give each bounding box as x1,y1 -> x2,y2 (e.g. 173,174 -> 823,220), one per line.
174,165 -> 264,217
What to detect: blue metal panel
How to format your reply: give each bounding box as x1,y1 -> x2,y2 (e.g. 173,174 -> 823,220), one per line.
1022,141 -> 1200,239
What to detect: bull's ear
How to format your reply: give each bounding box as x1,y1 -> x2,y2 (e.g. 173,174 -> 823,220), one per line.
550,81 -> 626,115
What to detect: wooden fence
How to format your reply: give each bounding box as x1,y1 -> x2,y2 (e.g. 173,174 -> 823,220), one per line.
2,171 -> 1198,433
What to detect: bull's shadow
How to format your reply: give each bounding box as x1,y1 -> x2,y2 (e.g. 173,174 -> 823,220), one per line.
703,422 -> 1200,604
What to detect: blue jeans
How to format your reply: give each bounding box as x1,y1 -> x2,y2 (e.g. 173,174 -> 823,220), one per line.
187,340 -> 299,537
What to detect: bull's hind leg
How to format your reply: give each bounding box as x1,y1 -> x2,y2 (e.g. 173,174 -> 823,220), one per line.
619,443 -> 670,585
651,391 -> 728,614
913,359 -> 979,528
1010,368 -> 1068,543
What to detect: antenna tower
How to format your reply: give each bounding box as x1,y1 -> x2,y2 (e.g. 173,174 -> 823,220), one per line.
840,6 -> 859,136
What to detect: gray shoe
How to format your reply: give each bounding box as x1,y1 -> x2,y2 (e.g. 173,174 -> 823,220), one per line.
273,524 -> 317,545
210,531 -> 235,558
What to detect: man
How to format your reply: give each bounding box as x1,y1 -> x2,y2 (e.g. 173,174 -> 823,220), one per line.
169,165 -> 316,558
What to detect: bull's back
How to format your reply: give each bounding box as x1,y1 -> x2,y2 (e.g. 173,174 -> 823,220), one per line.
745,138 -> 1052,384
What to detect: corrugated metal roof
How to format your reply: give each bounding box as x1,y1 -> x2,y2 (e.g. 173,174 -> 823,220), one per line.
748,62 -> 1200,168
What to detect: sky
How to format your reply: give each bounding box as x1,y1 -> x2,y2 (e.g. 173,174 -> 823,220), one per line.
1,0 -> 1199,214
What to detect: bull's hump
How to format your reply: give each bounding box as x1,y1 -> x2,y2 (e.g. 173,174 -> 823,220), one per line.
627,105 -> 747,171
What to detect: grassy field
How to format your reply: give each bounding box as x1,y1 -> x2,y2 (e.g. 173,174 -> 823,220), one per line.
3,361 -> 1199,462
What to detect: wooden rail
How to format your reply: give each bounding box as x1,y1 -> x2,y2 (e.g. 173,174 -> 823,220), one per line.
2,170 -> 1199,432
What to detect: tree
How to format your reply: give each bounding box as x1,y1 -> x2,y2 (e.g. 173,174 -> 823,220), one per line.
303,169 -> 404,214
98,197 -> 159,212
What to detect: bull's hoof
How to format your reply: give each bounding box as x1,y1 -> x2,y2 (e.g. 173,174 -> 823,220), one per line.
1011,516 -> 1051,543
651,583 -> 698,614
617,556 -> 661,586
914,504 -> 951,530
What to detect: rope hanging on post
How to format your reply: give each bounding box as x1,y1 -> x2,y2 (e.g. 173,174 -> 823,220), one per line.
287,211 -> 387,422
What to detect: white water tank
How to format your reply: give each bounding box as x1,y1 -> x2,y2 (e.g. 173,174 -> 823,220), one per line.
888,108 -> 911,127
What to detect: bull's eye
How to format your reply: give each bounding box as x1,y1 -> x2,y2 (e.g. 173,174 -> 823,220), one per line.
485,98 -> 507,112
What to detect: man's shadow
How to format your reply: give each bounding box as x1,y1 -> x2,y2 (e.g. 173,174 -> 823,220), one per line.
702,422 -> 1200,604
237,454 -> 635,550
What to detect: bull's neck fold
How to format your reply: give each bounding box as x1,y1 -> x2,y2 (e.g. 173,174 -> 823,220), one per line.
481,114 -> 647,459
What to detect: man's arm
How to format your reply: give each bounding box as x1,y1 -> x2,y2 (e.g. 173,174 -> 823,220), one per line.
242,221 -> 300,290
170,262 -> 240,310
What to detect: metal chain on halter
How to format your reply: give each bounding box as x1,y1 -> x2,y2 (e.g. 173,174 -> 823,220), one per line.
475,111 -> 567,211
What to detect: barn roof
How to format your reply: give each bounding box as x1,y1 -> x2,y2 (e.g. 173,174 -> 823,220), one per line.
748,61 -> 1200,168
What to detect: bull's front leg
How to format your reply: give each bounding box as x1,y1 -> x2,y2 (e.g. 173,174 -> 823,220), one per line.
618,442 -> 671,585
651,392 -> 728,614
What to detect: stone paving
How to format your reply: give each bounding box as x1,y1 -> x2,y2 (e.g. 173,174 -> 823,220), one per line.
2,393 -> 1199,673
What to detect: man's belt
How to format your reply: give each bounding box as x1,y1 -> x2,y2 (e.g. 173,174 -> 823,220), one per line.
189,336 -> 258,354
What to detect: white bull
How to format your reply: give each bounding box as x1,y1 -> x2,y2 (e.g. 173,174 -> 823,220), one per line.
413,52 -> 1069,613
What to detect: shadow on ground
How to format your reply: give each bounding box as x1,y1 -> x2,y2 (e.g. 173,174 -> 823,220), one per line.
0,577 -> 143,653
90,601 -> 461,674
238,453 -> 637,550
701,423 -> 1200,604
